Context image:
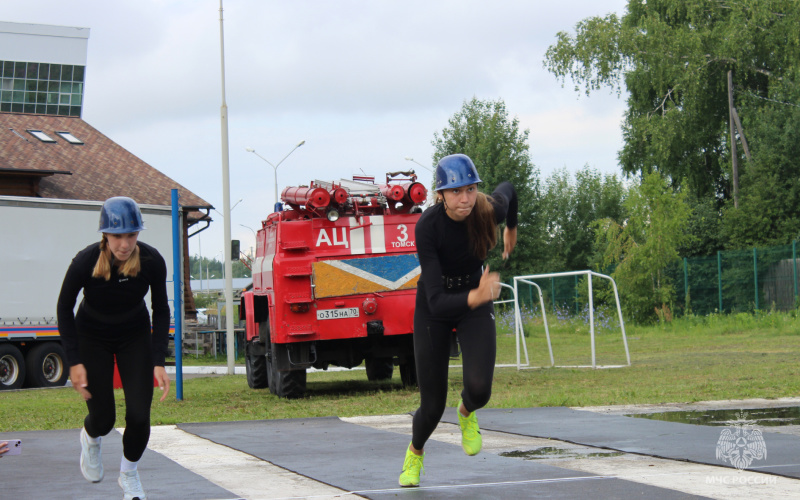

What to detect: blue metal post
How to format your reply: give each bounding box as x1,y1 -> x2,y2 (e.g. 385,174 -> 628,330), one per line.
171,189 -> 183,401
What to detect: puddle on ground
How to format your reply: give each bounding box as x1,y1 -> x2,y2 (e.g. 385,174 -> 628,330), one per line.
625,407 -> 800,427
500,446 -> 624,460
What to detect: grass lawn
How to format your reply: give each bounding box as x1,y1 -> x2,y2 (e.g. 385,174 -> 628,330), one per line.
2,310 -> 798,432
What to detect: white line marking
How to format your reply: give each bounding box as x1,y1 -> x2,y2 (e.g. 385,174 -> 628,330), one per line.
145,425 -> 360,500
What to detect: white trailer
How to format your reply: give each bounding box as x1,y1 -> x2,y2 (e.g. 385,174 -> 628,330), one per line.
0,196 -> 176,389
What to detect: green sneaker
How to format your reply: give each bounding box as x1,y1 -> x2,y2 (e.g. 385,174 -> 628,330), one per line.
398,443 -> 425,487
457,399 -> 482,456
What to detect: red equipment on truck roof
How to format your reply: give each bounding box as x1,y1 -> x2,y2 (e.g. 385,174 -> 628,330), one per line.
240,171 -> 427,398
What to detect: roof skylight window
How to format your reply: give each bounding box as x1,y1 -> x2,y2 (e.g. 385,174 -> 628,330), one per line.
27,129 -> 56,143
56,131 -> 83,144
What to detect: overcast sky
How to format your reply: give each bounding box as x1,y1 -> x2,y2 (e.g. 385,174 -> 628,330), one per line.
3,0 -> 630,263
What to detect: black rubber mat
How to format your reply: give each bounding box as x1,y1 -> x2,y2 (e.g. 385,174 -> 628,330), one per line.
0,429 -> 239,500
439,406 -> 800,479
179,417 -> 710,499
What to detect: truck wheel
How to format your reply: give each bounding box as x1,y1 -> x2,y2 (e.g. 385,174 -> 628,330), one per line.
266,352 -> 277,395
400,357 -> 417,388
245,341 -> 268,389
0,344 -> 26,390
365,357 -> 394,381
272,368 -> 306,399
25,342 -> 68,387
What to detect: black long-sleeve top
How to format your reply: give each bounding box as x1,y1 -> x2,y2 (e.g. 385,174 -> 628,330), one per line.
415,181 -> 518,318
57,241 -> 170,367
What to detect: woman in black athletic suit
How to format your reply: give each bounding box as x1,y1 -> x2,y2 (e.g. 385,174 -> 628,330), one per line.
57,196 -> 170,500
399,154 -> 518,487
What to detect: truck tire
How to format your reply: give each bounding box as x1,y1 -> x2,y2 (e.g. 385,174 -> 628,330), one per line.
0,344 -> 26,390
266,344 -> 306,398
272,368 -> 306,399
25,342 -> 68,388
266,351 -> 277,395
400,357 -> 417,388
245,341 -> 268,389
365,357 -> 394,381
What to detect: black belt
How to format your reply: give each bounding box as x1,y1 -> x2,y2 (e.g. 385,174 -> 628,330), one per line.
79,298 -> 148,324
442,272 -> 479,290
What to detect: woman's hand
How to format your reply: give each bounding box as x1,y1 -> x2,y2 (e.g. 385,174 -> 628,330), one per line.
70,364 -> 91,401
154,366 -> 171,402
468,266 -> 501,309
503,226 -> 517,260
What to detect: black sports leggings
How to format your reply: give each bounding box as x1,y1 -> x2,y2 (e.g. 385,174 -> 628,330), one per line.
411,288 -> 496,451
78,327 -> 154,462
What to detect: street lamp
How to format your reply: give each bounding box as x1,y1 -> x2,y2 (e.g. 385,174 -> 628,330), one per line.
213,198 -> 242,219
404,156 -> 434,173
239,223 -> 256,239
246,140 -> 306,212
239,224 -> 257,260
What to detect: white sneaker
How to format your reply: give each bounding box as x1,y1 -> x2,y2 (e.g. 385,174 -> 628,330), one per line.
79,427 -> 103,483
118,470 -> 147,500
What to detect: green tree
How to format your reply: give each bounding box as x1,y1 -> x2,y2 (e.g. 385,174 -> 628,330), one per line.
594,172 -> 691,322
431,97 -> 543,278
677,195 -> 724,257
189,255 -> 251,281
544,0 -> 800,201
722,80 -> 800,248
541,166 -> 627,272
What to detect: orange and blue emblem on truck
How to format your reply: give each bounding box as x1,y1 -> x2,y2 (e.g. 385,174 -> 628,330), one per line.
313,254 -> 420,298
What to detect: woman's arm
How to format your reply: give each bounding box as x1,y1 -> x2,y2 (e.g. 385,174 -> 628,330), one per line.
148,248 -> 171,367
57,252 -> 89,367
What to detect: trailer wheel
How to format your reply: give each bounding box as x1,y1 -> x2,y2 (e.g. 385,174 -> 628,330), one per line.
365,357 -> 394,381
0,344 -> 26,390
245,341 -> 268,389
25,342 -> 68,387
400,357 -> 417,388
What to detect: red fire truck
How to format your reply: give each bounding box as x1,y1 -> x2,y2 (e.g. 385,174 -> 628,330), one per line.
240,172 -> 427,398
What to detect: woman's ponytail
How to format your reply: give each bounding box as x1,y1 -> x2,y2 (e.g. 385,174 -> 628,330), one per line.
467,192 -> 497,260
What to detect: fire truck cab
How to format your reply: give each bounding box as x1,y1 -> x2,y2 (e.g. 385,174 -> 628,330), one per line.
241,172 -> 427,398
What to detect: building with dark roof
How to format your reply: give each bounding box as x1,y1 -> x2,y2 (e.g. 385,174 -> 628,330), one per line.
0,21 -> 89,117
0,21 -> 214,319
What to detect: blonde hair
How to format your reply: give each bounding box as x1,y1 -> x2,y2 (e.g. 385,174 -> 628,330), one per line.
92,236 -> 141,280
436,190 -> 498,260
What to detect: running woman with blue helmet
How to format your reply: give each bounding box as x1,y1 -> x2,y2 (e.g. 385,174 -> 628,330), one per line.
57,196 -> 170,500
399,153 -> 518,487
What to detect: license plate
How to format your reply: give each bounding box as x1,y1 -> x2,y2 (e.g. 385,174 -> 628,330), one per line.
317,307 -> 360,320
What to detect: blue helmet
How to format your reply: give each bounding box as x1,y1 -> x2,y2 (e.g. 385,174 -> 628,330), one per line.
434,154 -> 482,191
98,196 -> 146,233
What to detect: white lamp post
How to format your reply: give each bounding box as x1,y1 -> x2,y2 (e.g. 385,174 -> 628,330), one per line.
246,140 -> 306,212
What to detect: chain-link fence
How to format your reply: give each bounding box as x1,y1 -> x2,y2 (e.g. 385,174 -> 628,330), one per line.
671,243 -> 800,315
513,242 -> 800,318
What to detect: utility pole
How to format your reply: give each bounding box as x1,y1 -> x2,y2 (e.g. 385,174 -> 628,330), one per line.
728,70 -> 739,209
219,0 -> 235,374
728,70 -> 752,209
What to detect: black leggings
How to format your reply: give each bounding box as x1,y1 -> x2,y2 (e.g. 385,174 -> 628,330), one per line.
411,289 -> 496,451
78,327 -> 154,462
